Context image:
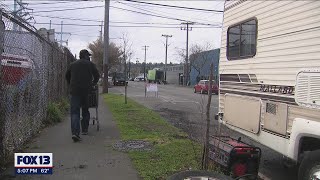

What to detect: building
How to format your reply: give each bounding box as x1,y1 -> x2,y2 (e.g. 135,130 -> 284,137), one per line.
190,49 -> 220,85
37,28 -> 55,42
164,64 -> 184,85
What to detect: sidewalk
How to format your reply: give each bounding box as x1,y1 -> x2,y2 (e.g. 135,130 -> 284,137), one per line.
1,94 -> 139,180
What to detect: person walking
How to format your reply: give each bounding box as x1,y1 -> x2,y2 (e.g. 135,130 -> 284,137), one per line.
65,49 -> 100,142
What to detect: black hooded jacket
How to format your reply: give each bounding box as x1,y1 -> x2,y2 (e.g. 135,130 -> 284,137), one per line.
65,58 -> 100,95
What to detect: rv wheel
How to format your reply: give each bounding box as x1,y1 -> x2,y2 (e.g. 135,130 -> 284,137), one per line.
298,149 -> 320,180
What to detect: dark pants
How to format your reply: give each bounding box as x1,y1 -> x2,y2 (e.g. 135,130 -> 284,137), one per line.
70,95 -> 90,136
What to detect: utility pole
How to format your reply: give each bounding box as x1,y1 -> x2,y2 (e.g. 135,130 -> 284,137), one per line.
99,21 -> 103,40
181,22 -> 194,86
142,45 -> 149,97
102,0 -> 110,93
161,34 -> 172,83
49,20 -> 52,29
13,0 -> 18,31
142,46 -> 149,82
136,58 -> 140,75
60,21 -> 63,46
55,30 -> 71,46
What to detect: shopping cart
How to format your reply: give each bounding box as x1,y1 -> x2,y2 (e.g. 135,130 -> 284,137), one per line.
88,85 -> 99,131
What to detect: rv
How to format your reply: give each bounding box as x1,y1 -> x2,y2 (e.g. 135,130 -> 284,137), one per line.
217,1 -> 320,179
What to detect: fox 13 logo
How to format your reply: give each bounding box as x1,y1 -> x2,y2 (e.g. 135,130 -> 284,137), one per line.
14,153 -> 53,175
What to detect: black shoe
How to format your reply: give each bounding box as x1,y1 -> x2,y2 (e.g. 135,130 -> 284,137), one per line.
72,135 -> 82,142
82,131 -> 88,135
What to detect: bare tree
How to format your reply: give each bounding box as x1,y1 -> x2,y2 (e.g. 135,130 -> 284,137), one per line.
203,63 -> 214,170
175,47 -> 186,64
120,33 -> 133,104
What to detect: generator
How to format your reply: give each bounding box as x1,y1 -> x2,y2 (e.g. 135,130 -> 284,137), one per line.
208,136 -> 261,179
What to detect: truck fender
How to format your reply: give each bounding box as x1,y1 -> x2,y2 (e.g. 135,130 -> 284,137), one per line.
288,118 -> 320,161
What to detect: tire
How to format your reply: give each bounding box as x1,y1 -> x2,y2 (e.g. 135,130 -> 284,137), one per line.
194,88 -> 197,93
200,89 -> 204,94
298,149 -> 320,180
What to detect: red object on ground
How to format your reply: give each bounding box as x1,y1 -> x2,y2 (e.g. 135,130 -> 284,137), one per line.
233,163 -> 247,177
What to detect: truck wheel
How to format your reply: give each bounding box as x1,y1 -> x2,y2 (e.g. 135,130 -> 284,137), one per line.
298,149 -> 320,180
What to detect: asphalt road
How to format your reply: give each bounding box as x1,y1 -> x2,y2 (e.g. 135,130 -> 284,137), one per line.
110,81 -> 298,180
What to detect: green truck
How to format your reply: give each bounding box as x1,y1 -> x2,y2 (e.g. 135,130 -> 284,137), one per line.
147,69 -> 164,84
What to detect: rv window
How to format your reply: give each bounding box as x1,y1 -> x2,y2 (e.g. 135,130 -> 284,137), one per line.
227,18 -> 257,60
227,25 -> 240,58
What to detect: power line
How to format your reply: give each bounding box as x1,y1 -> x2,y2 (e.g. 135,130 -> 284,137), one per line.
33,14 -> 102,22
28,5 -> 84,10
23,1 -> 80,5
32,5 -> 104,13
3,1 -> 76,6
117,1 -> 216,25
36,22 -> 101,27
29,4 -> 220,26
35,22 -> 221,28
124,0 -> 223,13
33,14 -> 204,26
110,5 -> 219,26
71,33 -> 100,38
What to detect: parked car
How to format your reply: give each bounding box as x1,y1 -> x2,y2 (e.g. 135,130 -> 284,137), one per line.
110,72 -> 128,86
134,77 -> 145,82
194,80 -> 218,94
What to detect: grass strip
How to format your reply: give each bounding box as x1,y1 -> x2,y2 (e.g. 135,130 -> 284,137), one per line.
104,94 -> 202,180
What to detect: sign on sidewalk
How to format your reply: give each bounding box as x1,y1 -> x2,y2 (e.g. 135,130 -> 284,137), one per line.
146,83 -> 158,92
145,83 -> 158,97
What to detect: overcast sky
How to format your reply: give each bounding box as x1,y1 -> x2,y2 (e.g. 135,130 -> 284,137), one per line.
2,0 -> 224,63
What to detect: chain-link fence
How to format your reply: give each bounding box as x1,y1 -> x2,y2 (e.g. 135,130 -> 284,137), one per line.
0,10 -> 75,165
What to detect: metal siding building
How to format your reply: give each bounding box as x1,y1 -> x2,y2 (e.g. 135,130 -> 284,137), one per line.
165,64 -> 184,85
190,49 -> 220,85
